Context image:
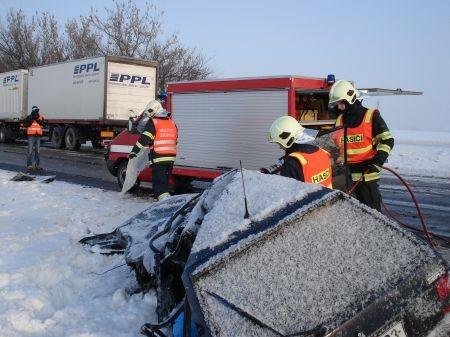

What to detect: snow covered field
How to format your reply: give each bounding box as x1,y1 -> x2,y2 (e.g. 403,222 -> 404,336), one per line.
388,130 -> 450,178
0,130 -> 449,336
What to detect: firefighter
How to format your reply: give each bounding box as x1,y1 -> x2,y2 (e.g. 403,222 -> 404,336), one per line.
265,116 -> 333,188
24,106 -> 45,170
128,100 -> 178,201
328,79 -> 394,211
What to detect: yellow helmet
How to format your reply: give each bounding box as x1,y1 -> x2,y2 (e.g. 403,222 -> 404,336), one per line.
268,116 -> 304,148
144,100 -> 164,117
328,79 -> 360,106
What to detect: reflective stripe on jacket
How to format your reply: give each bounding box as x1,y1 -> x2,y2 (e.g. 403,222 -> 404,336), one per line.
335,109 -> 377,164
27,117 -> 43,136
152,118 -> 178,156
289,148 -> 333,188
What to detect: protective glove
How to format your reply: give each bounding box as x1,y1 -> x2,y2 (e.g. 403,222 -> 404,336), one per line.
369,160 -> 383,173
260,167 -> 270,174
372,163 -> 382,172
128,152 -> 137,159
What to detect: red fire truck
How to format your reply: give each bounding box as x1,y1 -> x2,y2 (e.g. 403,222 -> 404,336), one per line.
105,75 -> 420,190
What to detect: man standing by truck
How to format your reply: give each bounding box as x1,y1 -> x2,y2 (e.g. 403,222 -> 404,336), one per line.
128,100 -> 178,201
328,79 -> 394,211
24,106 -> 45,170
265,116 -> 333,188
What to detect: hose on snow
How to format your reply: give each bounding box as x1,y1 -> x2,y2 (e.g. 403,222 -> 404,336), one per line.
346,165 -> 438,250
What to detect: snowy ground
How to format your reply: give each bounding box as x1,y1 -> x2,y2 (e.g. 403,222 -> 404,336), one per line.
0,130 -> 449,336
0,173 -> 156,337
387,130 -> 450,178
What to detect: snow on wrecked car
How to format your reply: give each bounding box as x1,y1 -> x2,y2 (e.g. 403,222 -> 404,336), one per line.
81,170 -> 450,337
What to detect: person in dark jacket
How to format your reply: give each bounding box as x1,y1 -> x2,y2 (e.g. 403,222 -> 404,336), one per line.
328,79 -> 394,211
24,106 -> 45,170
128,100 -> 178,201
265,116 -> 333,188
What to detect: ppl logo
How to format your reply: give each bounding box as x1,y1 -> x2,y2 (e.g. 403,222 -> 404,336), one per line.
2,74 -> 19,85
73,62 -> 100,75
109,73 -> 151,85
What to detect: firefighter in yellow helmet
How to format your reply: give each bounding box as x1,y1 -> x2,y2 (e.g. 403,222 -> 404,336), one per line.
128,100 -> 178,201
328,79 -> 394,211
265,116 -> 333,188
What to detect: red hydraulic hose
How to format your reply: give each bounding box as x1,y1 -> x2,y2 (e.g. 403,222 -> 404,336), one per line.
382,200 -> 450,245
381,166 -> 436,250
346,169 -> 369,195
346,166 -> 438,250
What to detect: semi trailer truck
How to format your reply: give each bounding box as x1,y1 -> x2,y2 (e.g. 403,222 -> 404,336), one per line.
0,56 -> 157,150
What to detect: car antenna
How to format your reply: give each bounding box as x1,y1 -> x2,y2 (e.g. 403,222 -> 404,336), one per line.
239,160 -> 250,219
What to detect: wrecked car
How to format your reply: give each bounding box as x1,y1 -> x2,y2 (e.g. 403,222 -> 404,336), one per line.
81,170 -> 450,337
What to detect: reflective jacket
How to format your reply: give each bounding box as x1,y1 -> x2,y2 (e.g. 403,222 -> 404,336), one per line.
152,118 -> 178,156
288,148 -> 333,188
334,103 -> 394,182
130,116 -> 178,164
334,109 -> 377,164
27,116 -> 44,136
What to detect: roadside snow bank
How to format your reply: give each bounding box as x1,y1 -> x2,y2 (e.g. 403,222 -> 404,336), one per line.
393,130 -> 450,146
387,130 -> 450,178
0,170 -> 155,337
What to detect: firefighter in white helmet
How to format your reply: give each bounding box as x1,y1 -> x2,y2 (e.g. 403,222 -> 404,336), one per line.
264,116 -> 333,188
328,79 -> 394,211
129,100 -> 178,201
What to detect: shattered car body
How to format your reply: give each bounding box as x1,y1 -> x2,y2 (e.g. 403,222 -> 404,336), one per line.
81,171 -> 450,337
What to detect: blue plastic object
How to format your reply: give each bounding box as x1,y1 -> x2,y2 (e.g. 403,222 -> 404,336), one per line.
173,312 -> 198,337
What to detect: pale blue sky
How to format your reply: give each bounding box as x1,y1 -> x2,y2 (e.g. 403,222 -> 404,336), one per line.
1,0 -> 449,131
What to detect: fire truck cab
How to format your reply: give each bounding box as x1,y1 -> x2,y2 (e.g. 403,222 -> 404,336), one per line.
105,75 -> 420,190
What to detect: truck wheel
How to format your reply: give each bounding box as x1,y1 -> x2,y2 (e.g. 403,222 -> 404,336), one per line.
117,160 -> 140,192
65,127 -> 81,151
0,124 -> 6,143
52,126 -> 65,149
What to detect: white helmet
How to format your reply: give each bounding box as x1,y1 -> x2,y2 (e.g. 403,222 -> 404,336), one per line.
268,116 -> 304,148
328,79 -> 360,106
144,100 -> 164,117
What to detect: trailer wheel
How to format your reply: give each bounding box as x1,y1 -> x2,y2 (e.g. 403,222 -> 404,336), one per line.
51,126 -> 65,149
117,160 -> 140,192
0,124 -> 6,143
65,127 -> 81,151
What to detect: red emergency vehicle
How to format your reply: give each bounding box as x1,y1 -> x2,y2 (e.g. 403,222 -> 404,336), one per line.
105,75 -> 419,190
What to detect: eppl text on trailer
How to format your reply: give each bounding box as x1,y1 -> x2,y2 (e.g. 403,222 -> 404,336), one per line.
105,74 -> 421,189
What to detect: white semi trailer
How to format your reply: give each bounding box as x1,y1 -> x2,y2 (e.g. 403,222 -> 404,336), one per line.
0,69 -> 28,143
0,56 -> 157,150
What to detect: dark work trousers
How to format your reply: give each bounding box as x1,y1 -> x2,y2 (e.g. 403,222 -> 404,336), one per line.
352,180 -> 382,211
152,161 -> 174,198
27,136 -> 41,167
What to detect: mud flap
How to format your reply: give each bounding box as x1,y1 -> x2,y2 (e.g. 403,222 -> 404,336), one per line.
121,147 -> 149,194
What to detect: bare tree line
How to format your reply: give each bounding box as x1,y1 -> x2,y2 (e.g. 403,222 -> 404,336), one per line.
0,0 -> 213,90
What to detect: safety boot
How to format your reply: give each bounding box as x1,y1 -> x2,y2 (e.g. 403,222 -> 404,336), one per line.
157,192 -> 171,201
